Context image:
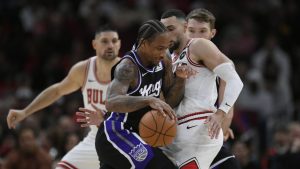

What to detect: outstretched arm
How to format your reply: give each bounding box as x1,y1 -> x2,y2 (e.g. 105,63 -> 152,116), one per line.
105,58 -> 175,118
191,39 -> 243,139
7,61 -> 87,129
191,38 -> 243,114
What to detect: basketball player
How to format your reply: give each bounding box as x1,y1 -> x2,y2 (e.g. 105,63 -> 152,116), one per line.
6,25 -> 121,169
185,8 -> 240,169
160,9 -> 244,169
96,19 -> 193,169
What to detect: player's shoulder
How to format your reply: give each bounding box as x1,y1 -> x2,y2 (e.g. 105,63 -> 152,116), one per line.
191,38 -> 213,47
68,57 -> 93,77
72,57 -> 92,70
190,38 -> 218,55
114,57 -> 138,79
118,57 -> 136,67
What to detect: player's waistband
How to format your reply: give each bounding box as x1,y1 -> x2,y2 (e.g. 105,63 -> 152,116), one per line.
177,111 -> 213,125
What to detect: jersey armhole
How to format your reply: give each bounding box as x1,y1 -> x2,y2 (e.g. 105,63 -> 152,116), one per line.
81,58 -> 92,92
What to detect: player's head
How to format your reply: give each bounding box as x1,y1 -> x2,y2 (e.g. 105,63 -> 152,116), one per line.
93,24 -> 121,61
186,8 -> 216,40
136,19 -> 170,66
160,9 -> 186,51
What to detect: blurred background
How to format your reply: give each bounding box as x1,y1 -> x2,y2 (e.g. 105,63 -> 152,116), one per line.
0,0 -> 300,168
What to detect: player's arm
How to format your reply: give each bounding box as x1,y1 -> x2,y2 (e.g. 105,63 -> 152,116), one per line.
162,55 -> 185,108
105,59 -> 175,118
191,38 -> 243,114
218,79 -> 235,141
7,61 -> 87,129
190,38 -> 243,139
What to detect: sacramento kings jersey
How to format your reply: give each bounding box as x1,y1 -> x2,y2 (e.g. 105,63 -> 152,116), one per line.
82,56 -> 109,136
172,39 -> 218,117
110,50 -> 164,132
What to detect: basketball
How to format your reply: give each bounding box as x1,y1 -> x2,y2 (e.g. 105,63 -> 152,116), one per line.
139,109 -> 177,147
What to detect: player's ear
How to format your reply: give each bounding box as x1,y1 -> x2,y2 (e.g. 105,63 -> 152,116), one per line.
117,39 -> 121,51
211,29 -> 217,39
92,39 -> 97,50
184,22 -> 188,33
140,38 -> 147,47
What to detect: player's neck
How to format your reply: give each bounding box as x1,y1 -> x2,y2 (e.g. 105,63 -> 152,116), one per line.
136,49 -> 152,68
95,57 -> 119,81
96,57 -> 120,68
174,36 -> 189,55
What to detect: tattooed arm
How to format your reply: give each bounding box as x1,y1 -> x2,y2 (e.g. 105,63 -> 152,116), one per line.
105,58 -> 175,117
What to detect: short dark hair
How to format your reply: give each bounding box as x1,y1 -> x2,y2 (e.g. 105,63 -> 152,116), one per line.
161,9 -> 186,20
187,8 -> 216,29
136,19 -> 167,48
95,24 -> 118,37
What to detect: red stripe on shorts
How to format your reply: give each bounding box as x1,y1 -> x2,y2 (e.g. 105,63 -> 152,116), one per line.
178,111 -> 212,121
57,161 -> 78,169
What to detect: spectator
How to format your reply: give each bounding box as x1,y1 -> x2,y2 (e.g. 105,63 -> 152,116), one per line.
3,126 -> 52,169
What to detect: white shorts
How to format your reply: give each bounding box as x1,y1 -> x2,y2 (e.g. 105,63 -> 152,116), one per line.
164,115 -> 223,169
57,130 -> 99,169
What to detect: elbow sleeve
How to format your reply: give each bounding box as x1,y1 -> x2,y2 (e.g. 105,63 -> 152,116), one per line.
213,62 -> 244,113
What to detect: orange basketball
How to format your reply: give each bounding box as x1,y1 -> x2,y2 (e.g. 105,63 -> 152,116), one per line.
139,110 -> 177,147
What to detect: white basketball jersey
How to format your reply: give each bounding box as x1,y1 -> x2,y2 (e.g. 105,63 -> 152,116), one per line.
81,56 -> 109,137
172,40 -> 218,117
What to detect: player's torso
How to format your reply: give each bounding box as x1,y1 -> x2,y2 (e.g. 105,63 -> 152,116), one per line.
172,40 -> 218,117
82,56 -> 110,135
110,51 -> 164,132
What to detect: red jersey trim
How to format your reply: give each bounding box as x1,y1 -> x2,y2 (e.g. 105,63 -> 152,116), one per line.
81,58 -> 91,92
186,40 -> 205,67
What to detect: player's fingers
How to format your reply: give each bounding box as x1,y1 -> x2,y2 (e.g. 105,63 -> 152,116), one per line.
76,118 -> 88,123
214,128 -> 221,139
6,115 -> 12,129
204,116 -> 211,124
76,111 -> 87,117
157,107 -> 166,117
164,105 -> 175,120
210,122 -> 218,139
224,133 -> 229,142
7,114 -> 15,129
79,107 -> 95,114
229,129 -> 235,139
10,121 -> 17,129
210,120 -> 219,138
208,121 -> 215,138
91,104 -> 102,113
166,111 -> 175,120
80,123 -> 90,128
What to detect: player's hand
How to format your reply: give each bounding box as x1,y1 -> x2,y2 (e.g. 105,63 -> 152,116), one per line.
76,104 -> 105,127
223,128 -> 235,141
7,109 -> 27,129
204,110 -> 225,139
148,97 -> 176,120
175,64 -> 197,79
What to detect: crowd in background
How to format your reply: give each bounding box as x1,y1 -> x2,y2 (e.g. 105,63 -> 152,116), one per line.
0,0 -> 300,168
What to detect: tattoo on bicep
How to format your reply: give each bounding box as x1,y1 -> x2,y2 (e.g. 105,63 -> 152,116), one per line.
114,60 -> 137,83
107,60 -> 137,100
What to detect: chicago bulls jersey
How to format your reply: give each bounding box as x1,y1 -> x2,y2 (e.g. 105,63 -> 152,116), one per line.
82,56 -> 109,136
172,39 -> 218,117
